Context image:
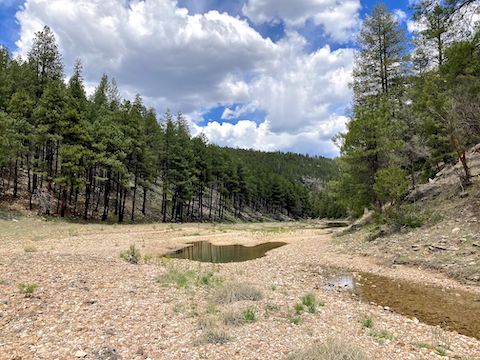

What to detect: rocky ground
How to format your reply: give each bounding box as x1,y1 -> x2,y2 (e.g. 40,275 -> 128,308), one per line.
1,219 -> 479,360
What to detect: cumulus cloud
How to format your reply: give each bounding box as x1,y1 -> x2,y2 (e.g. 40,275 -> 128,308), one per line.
242,0 -> 361,42
192,116 -> 347,157
14,0 -> 355,156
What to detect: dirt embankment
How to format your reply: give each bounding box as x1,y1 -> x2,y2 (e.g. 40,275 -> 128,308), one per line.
1,219 -> 480,359
338,145 -> 480,285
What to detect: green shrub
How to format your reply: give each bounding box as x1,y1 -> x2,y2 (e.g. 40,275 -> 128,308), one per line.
290,315 -> 302,325
18,283 -> 38,298
120,244 -> 141,264
243,307 -> 256,322
294,302 -> 305,315
301,293 -> 317,314
359,315 -> 373,329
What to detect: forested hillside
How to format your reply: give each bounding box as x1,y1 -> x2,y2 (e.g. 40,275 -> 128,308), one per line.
331,0 -> 480,221
0,27 -> 341,223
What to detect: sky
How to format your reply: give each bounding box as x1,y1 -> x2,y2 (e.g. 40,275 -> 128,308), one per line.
0,0 -> 416,158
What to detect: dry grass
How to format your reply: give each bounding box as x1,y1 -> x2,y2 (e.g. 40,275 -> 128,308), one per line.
286,339 -> 369,360
213,282 -> 263,304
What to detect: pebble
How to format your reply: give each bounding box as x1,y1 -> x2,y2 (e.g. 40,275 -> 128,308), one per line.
74,350 -> 87,358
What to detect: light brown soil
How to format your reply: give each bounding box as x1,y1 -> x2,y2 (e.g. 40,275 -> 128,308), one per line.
1,219 -> 479,360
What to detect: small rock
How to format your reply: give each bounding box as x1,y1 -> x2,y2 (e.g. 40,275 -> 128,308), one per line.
473,243 -> 480,248
459,191 -> 469,198
74,350 -> 87,358
452,228 -> 461,234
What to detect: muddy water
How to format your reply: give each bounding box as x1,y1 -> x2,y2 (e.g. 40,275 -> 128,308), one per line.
167,241 -> 286,263
326,272 -> 480,339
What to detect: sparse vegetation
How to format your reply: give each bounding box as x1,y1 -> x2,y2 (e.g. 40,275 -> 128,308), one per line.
157,268 -> 222,289
359,314 -> 373,329
412,342 -> 449,357
301,293 -> 319,314
286,339 -> 368,360
18,283 -> 38,298
213,282 -> 263,304
295,293 -> 321,316
157,269 -> 197,288
196,271 -> 223,287
120,244 -> 141,264
290,315 -> 302,325
222,310 -> 246,326
23,245 -> 37,253
243,307 -> 256,323
370,329 -> 395,343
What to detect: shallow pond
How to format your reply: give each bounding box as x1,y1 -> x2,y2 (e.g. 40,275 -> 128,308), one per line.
326,272 -> 480,339
167,241 -> 286,263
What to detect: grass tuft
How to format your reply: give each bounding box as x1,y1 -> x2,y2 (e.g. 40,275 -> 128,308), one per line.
157,269 -> 197,288
213,282 -> 263,304
359,314 -> 374,329
18,283 -> 38,298
286,339 -> 369,360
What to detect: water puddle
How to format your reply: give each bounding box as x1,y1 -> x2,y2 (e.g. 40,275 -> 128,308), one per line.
167,241 -> 287,263
325,271 -> 480,339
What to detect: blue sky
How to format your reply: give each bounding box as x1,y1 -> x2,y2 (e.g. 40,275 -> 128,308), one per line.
0,0 -> 414,157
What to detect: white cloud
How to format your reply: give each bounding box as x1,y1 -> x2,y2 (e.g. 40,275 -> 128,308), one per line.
393,9 -> 407,23
14,0 -> 355,156
192,116 -> 346,157
242,0 -> 361,42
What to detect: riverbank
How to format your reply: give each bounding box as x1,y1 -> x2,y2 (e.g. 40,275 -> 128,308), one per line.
1,219 -> 479,359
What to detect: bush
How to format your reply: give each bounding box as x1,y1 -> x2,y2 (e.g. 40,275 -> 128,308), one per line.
18,283 -> 38,298
383,205 -> 426,230
120,244 -> 141,264
286,339 -> 368,360
213,283 -> 263,304
243,307 -> 256,322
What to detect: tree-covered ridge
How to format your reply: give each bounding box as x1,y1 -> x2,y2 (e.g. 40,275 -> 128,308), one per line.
0,26 -> 342,222
335,0 -> 480,217
221,148 -> 338,182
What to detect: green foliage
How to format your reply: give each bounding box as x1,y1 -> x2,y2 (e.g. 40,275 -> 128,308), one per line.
301,293 -> 318,314
374,168 -> 410,205
242,307 -> 256,323
157,269 -> 197,288
359,315 -> 374,329
18,283 -> 38,298
380,205 -> 427,230
120,244 -> 141,264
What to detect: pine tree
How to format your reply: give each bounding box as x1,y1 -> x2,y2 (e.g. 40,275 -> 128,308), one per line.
352,3 -> 407,106
28,26 -> 63,98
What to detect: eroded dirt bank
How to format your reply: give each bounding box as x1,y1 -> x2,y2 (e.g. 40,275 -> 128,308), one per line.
0,219 -> 479,359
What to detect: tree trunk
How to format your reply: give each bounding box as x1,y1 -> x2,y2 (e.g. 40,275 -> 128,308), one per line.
142,186 -> 147,216
131,174 -> 137,222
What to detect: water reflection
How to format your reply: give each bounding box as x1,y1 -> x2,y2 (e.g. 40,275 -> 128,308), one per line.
167,241 -> 286,263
